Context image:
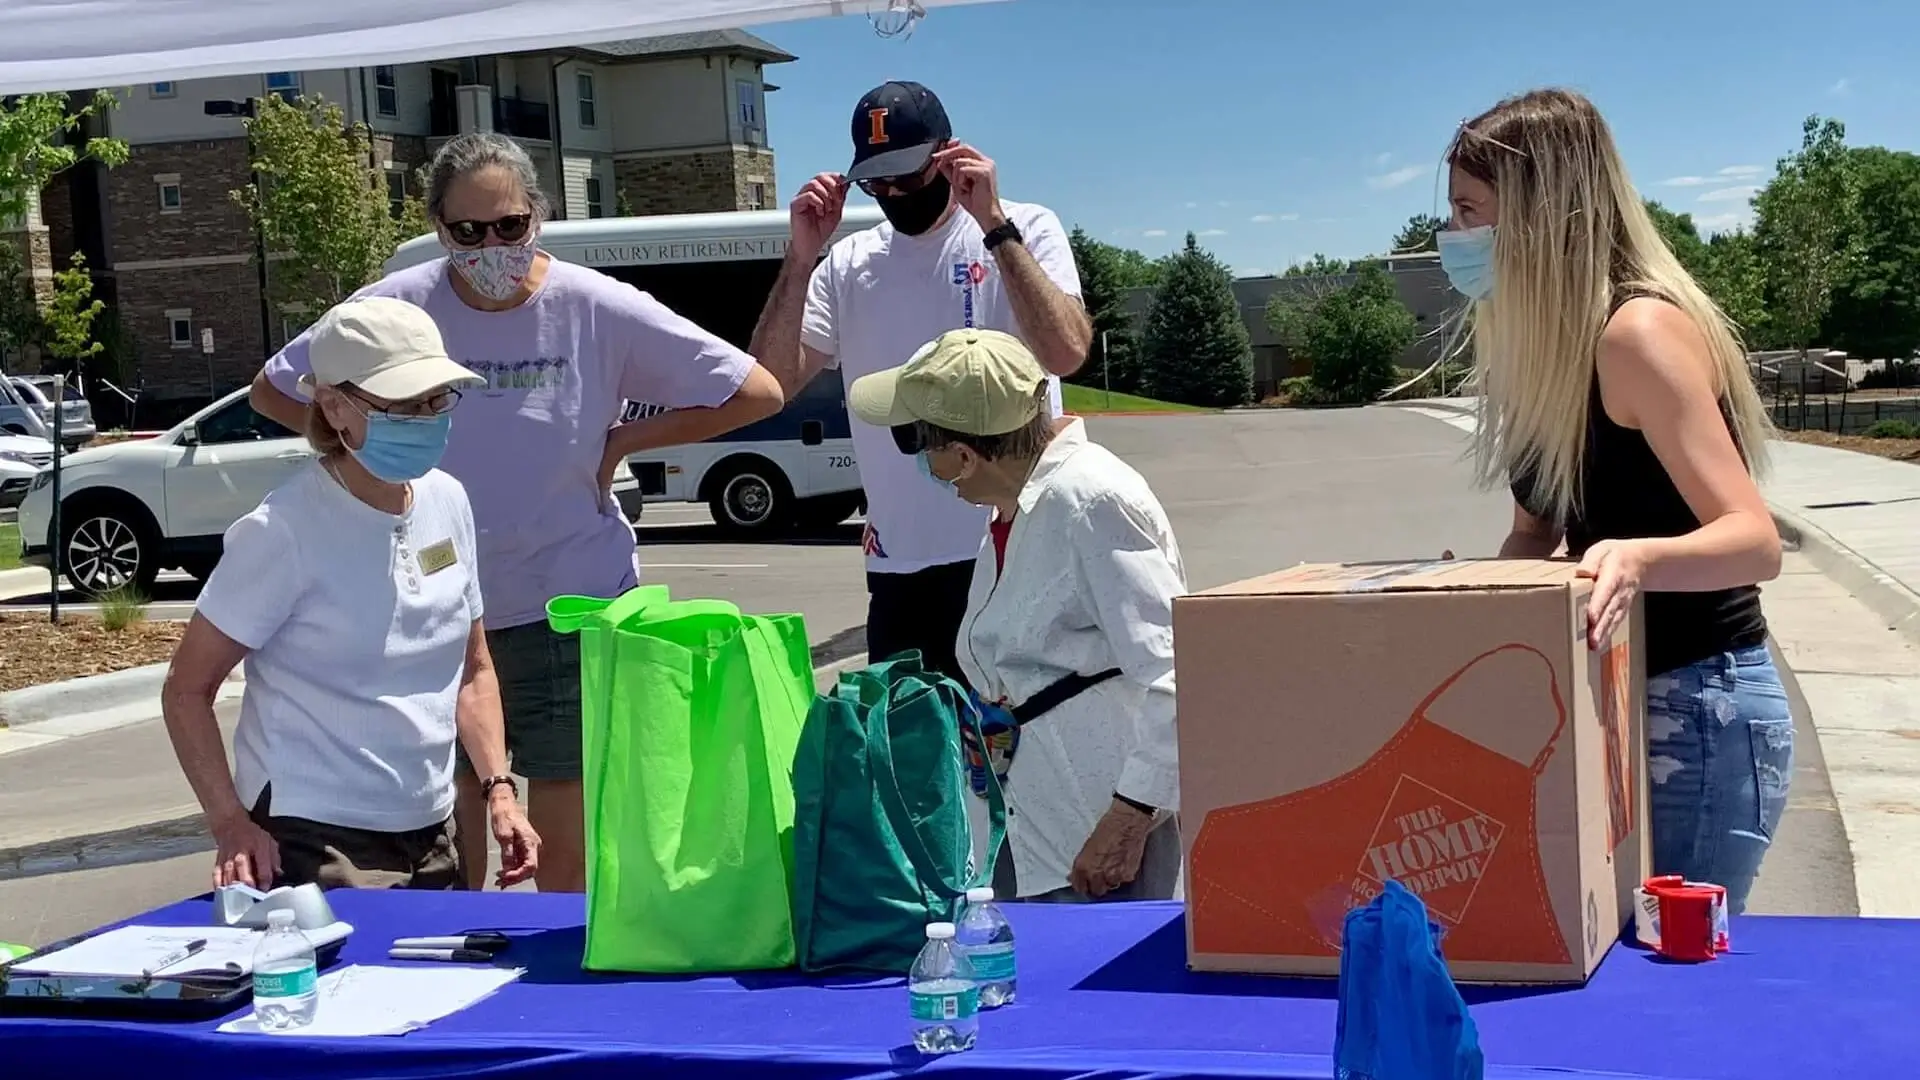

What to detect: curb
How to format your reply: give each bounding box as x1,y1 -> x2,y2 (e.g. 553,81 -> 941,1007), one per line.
0,662 -> 243,733
0,637 -> 872,883
1770,505 -> 1920,649
1379,397 -> 1477,418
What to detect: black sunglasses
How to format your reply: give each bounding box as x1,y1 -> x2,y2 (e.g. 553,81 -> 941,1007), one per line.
857,165 -> 940,199
443,214 -> 533,248
890,423 -> 926,455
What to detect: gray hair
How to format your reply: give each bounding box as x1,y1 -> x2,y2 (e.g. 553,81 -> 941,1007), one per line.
424,133 -> 552,223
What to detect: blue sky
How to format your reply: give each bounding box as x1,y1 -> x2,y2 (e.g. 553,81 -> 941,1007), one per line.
749,0 -> 1920,277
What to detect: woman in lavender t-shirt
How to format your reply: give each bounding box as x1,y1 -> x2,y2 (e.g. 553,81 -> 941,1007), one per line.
249,134 -> 785,893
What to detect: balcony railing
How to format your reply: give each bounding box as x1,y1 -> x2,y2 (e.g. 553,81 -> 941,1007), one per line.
428,92 -> 551,141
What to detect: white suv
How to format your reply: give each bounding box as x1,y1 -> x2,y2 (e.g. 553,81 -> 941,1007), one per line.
18,388 -> 642,595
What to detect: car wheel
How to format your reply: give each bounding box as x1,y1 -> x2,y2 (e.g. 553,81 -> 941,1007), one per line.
706,458 -> 793,537
61,503 -> 160,596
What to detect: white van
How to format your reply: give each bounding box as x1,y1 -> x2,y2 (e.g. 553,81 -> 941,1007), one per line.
387,207 -> 885,536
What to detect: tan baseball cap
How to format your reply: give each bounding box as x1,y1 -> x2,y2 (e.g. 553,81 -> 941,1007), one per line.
848,329 -> 1047,436
296,297 -> 483,401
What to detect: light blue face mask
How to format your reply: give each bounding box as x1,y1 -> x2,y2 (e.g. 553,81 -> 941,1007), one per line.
916,450 -> 959,496
1436,225 -> 1496,301
353,412 -> 453,482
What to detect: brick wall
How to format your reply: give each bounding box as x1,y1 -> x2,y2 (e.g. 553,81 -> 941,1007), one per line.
116,262 -> 267,400
615,147 -> 780,216
372,133 -> 433,204
40,180 -> 75,267
108,140 -> 256,265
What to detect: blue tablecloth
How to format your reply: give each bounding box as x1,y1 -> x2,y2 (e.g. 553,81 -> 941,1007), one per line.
3,888 -> 1912,1079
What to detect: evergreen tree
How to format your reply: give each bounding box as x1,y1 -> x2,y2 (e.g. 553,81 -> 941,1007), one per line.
1066,226 -> 1147,393
1140,233 -> 1254,407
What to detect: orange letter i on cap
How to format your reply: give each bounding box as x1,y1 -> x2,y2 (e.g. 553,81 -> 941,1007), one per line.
868,108 -> 890,145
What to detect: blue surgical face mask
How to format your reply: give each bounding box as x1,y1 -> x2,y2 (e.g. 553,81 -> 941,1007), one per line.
1437,225 -> 1496,301
916,450 -> 959,497
352,412 -> 452,482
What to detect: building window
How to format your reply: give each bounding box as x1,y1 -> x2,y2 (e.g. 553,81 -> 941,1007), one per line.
576,70 -> 596,129
374,65 -> 399,117
149,82 -> 175,99
585,176 -> 604,219
156,176 -> 182,213
749,182 -> 767,210
265,71 -> 301,105
167,310 -> 194,350
281,308 -> 311,346
386,170 -> 408,219
737,80 -> 760,129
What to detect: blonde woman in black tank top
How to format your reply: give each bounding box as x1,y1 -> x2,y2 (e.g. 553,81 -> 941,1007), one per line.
1436,88 -> 1792,915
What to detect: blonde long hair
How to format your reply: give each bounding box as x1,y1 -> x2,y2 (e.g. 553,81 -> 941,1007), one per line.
1449,88 -> 1772,524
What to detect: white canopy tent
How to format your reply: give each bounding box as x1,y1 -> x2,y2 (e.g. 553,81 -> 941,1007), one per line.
0,0 -> 1001,96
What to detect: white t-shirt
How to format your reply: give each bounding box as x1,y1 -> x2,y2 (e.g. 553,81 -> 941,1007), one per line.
802,201 -> 1083,574
196,464 -> 483,833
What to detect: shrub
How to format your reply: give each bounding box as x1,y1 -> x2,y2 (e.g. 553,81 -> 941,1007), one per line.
1862,419 -> 1920,439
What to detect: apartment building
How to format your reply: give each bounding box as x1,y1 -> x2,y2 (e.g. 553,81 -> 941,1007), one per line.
36,29 -> 794,410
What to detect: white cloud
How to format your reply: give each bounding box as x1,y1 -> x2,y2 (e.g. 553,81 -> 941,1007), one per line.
1829,77 -> 1852,96
1199,228 -> 1228,237
1367,165 -> 1427,190
1184,202 -> 1198,209
1237,266 -> 1268,278
1250,213 -> 1276,223
1142,228 -> 1169,238
1665,165 -> 1765,188
1662,175 -> 1712,187
1374,151 -> 1395,168
1718,165 -> 1763,179
1216,200 -> 1232,208
1693,210 -> 1751,236
1698,185 -> 1760,203
1279,212 -> 1301,221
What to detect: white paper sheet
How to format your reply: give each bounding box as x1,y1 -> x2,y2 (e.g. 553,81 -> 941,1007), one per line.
0,0 -> 1006,95
216,964 -> 525,1037
12,922 -> 354,980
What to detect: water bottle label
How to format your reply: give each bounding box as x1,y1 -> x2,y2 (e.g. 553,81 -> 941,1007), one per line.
967,943 -> 1016,981
911,987 -> 980,1022
254,964 -> 316,999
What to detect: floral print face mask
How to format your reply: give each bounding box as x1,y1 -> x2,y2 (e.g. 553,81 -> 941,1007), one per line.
444,236 -> 539,301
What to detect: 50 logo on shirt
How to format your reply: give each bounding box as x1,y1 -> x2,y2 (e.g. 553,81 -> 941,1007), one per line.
951,261 -> 987,329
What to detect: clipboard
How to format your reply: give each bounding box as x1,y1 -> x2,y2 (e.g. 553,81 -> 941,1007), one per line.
0,931 -> 347,1021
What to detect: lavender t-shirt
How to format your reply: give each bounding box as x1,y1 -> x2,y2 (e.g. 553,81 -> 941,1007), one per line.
264,258 -> 752,629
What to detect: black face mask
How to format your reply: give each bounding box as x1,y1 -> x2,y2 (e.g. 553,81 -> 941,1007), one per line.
875,175 -> 952,236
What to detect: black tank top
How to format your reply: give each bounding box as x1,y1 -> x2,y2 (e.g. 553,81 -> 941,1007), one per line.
1509,300 -> 1768,677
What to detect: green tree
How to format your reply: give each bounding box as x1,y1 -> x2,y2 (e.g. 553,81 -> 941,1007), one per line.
1698,229 -> 1770,346
40,252 -> 104,376
1266,262 -> 1416,405
0,241 -> 36,366
1067,226 -> 1147,393
1392,213 -> 1447,254
1140,232 -> 1253,407
234,95 -> 420,314
1822,146 -> 1920,359
0,92 -> 128,226
1752,115 -> 1859,354
1643,199 -> 1711,280
1283,253 -> 1352,278
1110,246 -> 1167,290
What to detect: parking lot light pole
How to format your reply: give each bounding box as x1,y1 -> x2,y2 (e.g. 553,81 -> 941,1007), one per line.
49,374 -> 63,624
204,98 -> 273,380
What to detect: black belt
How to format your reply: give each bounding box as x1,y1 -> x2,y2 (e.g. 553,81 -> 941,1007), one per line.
1009,668 -> 1123,726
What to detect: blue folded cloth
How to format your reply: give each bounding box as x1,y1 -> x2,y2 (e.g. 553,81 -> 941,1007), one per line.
1335,881 -> 1485,1080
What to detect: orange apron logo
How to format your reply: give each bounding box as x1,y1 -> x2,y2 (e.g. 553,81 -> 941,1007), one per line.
867,108 -> 890,145
1599,642 -> 1635,852
1190,643 -> 1571,966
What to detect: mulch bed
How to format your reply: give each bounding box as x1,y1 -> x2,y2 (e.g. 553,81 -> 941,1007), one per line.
0,614 -> 185,697
1774,430 -> 1920,464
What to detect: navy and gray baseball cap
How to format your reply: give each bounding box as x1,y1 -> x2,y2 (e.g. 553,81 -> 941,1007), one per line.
846,81 -> 953,183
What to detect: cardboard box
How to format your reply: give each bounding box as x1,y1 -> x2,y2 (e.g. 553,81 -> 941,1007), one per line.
1174,558 -> 1648,984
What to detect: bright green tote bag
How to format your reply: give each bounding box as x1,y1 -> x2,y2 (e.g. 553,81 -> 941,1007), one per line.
549,588 -> 812,974
791,652 -> 1006,974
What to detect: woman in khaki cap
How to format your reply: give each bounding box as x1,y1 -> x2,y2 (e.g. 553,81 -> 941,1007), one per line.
848,329 -> 1186,902
163,297 -> 538,893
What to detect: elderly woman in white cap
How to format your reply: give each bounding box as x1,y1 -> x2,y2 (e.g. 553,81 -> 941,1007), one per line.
847,328 -> 1186,903
162,296 -> 538,892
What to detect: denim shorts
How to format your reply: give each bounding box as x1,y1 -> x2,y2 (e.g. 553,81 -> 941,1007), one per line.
1647,643 -> 1795,915
454,621 -> 583,781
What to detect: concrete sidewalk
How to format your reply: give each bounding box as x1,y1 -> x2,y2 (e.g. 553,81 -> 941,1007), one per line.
1762,439 -> 1920,645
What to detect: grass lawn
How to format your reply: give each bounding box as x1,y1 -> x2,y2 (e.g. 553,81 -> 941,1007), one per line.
1061,384 -> 1207,415
0,523 -> 18,570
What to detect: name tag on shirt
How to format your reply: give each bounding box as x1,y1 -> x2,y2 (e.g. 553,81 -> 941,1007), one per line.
418,539 -> 458,576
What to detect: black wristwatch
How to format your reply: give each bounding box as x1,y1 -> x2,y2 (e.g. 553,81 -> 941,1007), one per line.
1114,792 -> 1157,817
983,219 -> 1024,252
480,775 -> 520,802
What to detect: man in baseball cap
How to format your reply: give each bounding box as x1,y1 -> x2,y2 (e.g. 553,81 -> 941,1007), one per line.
748,82 -> 1092,688
849,327 -> 1188,905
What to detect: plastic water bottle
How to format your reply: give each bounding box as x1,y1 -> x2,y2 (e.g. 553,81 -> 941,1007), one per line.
251,908 -> 318,1032
909,922 -> 978,1055
956,886 -> 1016,1008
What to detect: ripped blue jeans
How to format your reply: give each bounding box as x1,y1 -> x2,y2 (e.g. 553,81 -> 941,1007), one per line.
1647,643 -> 1795,915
